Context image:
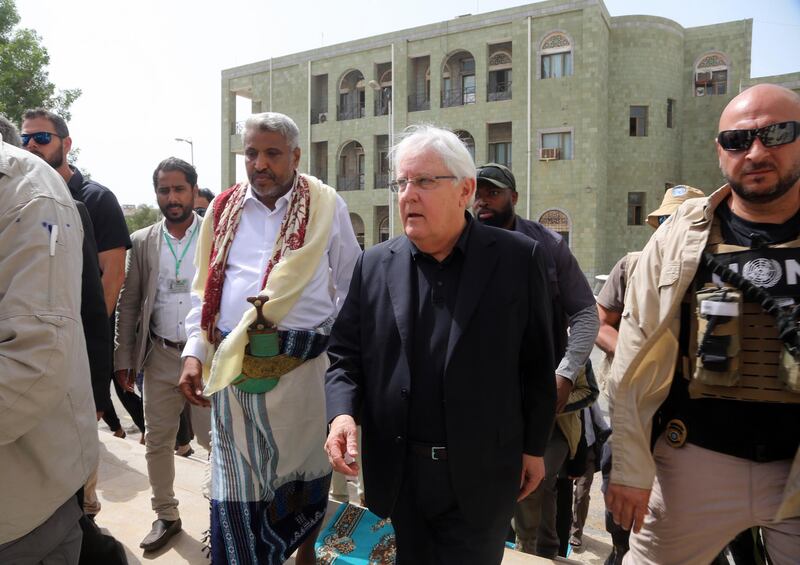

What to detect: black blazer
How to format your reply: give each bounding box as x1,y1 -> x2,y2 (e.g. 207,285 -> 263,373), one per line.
326,220 -> 556,525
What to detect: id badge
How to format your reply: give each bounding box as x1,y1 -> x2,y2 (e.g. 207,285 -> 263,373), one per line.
168,278 -> 190,293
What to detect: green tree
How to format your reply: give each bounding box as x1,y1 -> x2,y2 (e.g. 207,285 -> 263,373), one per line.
125,205 -> 161,234
0,0 -> 80,122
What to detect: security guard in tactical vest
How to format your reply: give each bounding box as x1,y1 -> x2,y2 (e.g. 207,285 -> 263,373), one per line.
605,83 -> 800,565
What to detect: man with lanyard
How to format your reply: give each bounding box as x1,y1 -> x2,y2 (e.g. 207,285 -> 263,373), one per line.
606,83 -> 800,563
472,163 -> 599,558
114,157 -> 211,552
179,112 -> 360,564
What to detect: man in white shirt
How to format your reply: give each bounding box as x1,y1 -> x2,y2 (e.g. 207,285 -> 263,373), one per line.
115,157 -> 211,552
179,112 -> 360,565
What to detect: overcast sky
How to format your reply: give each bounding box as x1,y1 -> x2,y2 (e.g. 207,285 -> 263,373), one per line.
18,0 -> 800,206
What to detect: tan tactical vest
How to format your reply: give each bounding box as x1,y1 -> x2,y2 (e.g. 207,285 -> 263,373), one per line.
686,221 -> 800,403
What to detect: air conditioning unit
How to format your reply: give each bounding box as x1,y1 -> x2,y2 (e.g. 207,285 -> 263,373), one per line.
695,72 -> 712,86
539,147 -> 560,161
318,112 -> 328,123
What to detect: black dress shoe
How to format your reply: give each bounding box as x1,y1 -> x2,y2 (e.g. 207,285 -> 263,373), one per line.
140,518 -> 182,551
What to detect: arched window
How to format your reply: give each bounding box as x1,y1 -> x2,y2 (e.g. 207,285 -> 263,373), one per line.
349,213 -> 365,250
454,130 -> 475,161
488,44 -> 512,101
539,209 -> 571,246
337,140 -> 365,191
540,32 -> 572,79
442,50 -> 476,107
378,216 -> 390,243
694,53 -> 728,96
338,70 -> 365,120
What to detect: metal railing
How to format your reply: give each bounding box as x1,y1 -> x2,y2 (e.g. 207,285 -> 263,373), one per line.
374,172 -> 390,189
441,86 -> 476,108
232,121 -> 245,135
408,92 -> 430,112
337,103 -> 365,121
336,175 -> 365,191
374,99 -> 391,116
487,81 -> 512,102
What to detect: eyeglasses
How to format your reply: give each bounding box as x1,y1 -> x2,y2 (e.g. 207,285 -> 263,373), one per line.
389,175 -> 457,193
21,131 -> 61,147
717,121 -> 800,151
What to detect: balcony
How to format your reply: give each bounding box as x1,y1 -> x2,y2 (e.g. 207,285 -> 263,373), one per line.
442,86 -> 476,108
488,81 -> 512,102
374,99 -> 391,117
408,92 -> 430,112
374,172 -> 390,189
337,102 -> 365,121
336,175 -> 365,191
231,120 -> 246,135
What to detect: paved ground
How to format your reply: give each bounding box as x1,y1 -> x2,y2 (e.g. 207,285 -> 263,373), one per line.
96,347 -> 612,563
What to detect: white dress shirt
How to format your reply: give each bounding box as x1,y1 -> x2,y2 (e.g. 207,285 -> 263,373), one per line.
152,215 -> 199,343
183,182 -> 360,361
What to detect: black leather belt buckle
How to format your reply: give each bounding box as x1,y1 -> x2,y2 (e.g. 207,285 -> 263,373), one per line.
431,446 -> 447,461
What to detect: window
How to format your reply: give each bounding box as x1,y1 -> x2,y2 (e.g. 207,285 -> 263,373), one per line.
488,142 -> 512,167
441,51 -> 476,108
667,99 -> 675,129
541,131 -> 572,160
627,192 -> 646,225
539,210 -> 570,246
540,33 -> 573,79
694,53 -> 728,97
487,45 -> 512,101
629,106 -> 648,137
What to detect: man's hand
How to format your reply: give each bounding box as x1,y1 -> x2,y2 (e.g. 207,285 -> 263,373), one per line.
114,369 -> 135,393
518,454 -> 545,501
605,483 -> 651,533
555,375 -> 574,413
178,356 -> 210,407
325,415 -> 359,476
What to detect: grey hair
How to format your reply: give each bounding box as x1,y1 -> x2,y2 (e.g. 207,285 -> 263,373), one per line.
389,124 -> 476,181
0,114 -> 21,147
242,112 -> 300,150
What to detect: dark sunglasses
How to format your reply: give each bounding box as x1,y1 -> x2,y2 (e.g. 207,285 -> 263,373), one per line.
21,131 -> 62,147
717,120 -> 800,151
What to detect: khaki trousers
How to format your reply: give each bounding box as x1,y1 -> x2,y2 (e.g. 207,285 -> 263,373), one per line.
143,342 -> 211,520
625,437 -> 800,565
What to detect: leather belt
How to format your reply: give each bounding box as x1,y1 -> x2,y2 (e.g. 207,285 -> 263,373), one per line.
408,442 -> 448,461
151,333 -> 185,351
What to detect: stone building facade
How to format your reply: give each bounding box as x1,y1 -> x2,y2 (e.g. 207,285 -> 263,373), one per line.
220,0 -> 800,277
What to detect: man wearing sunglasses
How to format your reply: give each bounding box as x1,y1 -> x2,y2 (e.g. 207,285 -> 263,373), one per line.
21,109 -> 140,520
606,83 -> 800,564
473,163 -> 600,558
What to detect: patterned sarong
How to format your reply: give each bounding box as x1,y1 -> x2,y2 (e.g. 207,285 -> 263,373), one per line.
210,354 -> 332,564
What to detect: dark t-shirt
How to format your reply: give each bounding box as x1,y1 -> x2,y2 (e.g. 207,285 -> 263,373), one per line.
670,200 -> 800,461
67,167 -> 131,256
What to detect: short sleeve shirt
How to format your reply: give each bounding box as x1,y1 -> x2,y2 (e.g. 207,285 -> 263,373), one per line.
596,256 -> 628,313
67,167 -> 132,256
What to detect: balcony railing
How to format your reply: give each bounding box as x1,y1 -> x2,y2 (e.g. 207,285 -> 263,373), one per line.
374,99 -> 391,117
337,103 -> 366,121
232,120 -> 246,135
408,92 -> 430,112
336,175 -> 365,191
442,86 -> 476,108
310,108 -> 330,124
374,172 -> 390,189
487,81 -> 512,102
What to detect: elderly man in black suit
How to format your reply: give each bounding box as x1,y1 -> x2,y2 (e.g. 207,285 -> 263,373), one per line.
324,124 -> 557,564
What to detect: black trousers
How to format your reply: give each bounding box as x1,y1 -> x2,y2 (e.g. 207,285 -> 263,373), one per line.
390,455 -> 509,565
101,377 -> 145,434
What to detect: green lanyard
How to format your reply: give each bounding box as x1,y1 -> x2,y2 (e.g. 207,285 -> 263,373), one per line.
162,223 -> 198,278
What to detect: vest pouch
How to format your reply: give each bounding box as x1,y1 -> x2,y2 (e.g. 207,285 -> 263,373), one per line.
693,287 -> 742,387
777,347 -> 800,393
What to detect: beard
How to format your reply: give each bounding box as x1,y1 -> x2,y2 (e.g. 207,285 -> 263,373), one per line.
161,204 -> 193,224
476,203 -> 515,228
726,159 -> 800,204
29,147 -> 64,170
